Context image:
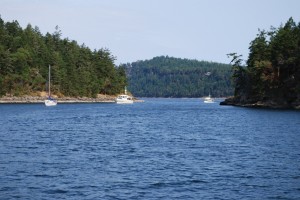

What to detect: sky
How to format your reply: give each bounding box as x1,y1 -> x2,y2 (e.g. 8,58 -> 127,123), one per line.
1,0 -> 300,65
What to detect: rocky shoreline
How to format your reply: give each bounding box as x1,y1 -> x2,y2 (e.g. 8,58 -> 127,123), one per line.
0,95 -> 116,104
0,94 -> 145,104
220,97 -> 300,110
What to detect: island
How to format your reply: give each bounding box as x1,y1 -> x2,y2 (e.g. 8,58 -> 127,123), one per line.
220,18 -> 300,109
0,17 -> 127,101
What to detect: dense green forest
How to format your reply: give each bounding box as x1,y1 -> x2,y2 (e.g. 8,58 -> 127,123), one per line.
226,17 -> 300,108
0,16 -> 126,98
123,56 -> 233,97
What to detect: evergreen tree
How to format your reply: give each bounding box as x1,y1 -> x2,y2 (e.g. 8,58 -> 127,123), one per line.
0,16 -> 126,97
125,56 -> 233,97
228,17 -> 300,108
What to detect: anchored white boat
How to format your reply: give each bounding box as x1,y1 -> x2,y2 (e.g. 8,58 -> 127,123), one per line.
203,94 -> 214,103
115,87 -> 133,104
45,65 -> 57,106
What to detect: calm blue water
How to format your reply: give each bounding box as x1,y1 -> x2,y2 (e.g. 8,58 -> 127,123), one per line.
0,98 -> 300,200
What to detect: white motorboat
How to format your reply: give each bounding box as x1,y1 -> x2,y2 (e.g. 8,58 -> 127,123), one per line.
115,94 -> 134,104
45,65 -> 57,106
115,87 -> 134,104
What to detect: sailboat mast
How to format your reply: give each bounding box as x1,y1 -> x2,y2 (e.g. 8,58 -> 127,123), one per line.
48,65 -> 51,97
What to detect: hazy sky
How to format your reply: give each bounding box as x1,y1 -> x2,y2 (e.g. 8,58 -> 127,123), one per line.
1,0 -> 300,65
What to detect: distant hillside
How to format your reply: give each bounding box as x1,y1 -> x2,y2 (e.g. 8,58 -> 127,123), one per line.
123,56 -> 233,97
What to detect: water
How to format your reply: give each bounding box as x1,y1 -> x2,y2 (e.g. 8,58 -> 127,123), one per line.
0,98 -> 300,200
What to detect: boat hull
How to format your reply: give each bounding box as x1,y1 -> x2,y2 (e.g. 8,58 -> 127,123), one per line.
115,94 -> 134,104
115,99 -> 134,104
45,99 -> 57,106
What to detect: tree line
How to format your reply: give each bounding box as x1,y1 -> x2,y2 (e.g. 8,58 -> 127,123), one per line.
228,17 -> 300,107
0,16 -> 127,98
123,56 -> 233,97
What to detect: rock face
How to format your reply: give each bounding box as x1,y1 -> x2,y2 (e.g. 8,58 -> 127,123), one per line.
220,97 -> 300,109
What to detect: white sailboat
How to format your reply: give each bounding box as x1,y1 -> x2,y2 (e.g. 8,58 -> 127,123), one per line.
115,86 -> 134,104
203,93 -> 214,103
45,65 -> 57,106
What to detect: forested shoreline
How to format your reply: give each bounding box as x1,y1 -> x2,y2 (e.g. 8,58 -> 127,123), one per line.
222,18 -> 300,109
4,16 -> 298,105
0,17 -> 234,100
0,16 -> 127,98
123,56 -> 233,97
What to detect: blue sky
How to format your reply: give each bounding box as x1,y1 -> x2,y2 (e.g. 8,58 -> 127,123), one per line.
1,0 -> 300,65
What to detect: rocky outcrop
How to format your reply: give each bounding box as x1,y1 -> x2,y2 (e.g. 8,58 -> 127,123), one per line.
220,96 -> 300,109
0,95 -> 116,104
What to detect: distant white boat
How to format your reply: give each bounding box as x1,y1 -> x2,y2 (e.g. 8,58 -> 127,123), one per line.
45,65 -> 57,106
203,94 -> 214,103
115,87 -> 133,104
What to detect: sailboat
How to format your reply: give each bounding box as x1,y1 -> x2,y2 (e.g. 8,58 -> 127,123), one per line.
115,86 -> 134,104
45,65 -> 57,106
203,93 -> 214,103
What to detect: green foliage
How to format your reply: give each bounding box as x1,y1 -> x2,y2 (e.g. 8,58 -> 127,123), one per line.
0,16 -> 126,97
231,17 -> 300,105
124,56 -> 233,97
227,53 -> 249,97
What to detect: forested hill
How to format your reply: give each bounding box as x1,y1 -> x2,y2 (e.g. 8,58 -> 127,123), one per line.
123,56 -> 233,97
0,16 -> 126,98
222,17 -> 300,109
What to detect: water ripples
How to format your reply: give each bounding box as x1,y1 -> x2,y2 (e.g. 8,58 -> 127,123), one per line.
0,99 -> 300,199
